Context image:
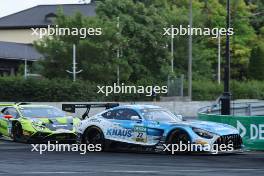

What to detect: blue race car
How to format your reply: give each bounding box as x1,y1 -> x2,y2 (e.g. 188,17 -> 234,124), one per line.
63,104 -> 243,154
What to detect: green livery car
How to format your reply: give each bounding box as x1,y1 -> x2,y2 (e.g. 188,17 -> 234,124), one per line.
0,103 -> 80,143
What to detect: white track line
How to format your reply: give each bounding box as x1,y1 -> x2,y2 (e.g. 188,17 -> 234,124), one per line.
21,168 -> 264,175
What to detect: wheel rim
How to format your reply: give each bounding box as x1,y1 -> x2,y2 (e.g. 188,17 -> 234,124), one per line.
171,133 -> 189,144
179,133 -> 189,144
85,131 -> 102,144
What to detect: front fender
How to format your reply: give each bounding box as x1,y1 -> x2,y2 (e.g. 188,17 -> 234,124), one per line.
164,126 -> 194,143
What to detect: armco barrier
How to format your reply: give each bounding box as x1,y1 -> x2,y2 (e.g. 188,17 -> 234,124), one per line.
198,110 -> 264,150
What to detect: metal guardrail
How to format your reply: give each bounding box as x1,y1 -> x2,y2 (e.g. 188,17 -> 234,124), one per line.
199,101 -> 264,116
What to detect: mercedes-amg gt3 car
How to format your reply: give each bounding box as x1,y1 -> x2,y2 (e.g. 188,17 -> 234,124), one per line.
64,104 -> 243,154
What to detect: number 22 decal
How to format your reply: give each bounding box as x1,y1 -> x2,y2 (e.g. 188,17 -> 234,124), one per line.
133,126 -> 147,143
137,132 -> 143,138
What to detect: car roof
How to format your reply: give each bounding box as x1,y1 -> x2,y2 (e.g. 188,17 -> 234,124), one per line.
114,104 -> 162,111
18,105 -> 56,108
0,104 -> 56,112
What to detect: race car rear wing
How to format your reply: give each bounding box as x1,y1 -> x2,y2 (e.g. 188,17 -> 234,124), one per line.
62,103 -> 119,119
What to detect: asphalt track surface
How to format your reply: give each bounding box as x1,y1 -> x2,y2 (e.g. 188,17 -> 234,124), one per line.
0,138 -> 264,176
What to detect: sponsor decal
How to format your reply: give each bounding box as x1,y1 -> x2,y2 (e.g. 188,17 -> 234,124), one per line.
134,126 -> 146,132
133,126 -> 147,143
237,120 -> 264,140
237,121 -> 246,137
89,119 -> 101,123
106,128 -> 132,137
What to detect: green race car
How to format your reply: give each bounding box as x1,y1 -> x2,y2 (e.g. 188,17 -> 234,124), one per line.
0,103 -> 80,143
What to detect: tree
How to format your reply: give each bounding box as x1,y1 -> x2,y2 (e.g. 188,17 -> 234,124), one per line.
248,42 -> 264,80
229,0 -> 257,80
35,10 -> 130,83
245,0 -> 264,34
34,0 -> 259,83
248,27 -> 264,80
96,0 -> 171,82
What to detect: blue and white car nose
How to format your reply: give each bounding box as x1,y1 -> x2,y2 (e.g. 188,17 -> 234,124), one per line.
186,120 -> 238,135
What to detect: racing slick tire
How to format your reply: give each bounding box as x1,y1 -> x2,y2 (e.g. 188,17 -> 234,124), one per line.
12,122 -> 24,142
166,129 -> 191,154
82,126 -> 106,151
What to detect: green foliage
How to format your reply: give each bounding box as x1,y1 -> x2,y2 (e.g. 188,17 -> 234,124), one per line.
35,12 -> 123,83
22,0 -> 264,102
231,80 -> 264,99
97,0 -> 172,82
248,42 -> 264,80
191,80 -> 264,101
1,77 -> 264,101
34,0 -> 261,83
246,0 -> 264,34
191,80 -> 223,100
0,77 -> 98,102
0,77 -> 159,102
230,0 -> 257,80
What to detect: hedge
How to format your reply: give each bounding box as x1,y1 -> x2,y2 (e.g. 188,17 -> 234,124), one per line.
0,77 -> 96,101
0,77 -> 153,102
0,77 -> 263,101
191,80 -> 264,101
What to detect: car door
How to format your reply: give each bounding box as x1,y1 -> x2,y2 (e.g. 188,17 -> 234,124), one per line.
144,120 -> 164,145
104,108 -> 145,144
141,110 -> 166,146
0,108 -> 6,135
115,108 -> 148,144
0,107 -> 19,136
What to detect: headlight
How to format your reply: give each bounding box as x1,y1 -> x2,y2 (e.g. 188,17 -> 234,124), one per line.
192,127 -> 214,139
32,121 -> 46,131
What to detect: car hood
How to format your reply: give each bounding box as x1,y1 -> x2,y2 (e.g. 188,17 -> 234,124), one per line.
168,120 -> 238,135
31,116 -> 73,124
30,116 -> 77,131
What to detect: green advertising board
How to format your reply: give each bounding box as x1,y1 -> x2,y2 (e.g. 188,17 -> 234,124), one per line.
198,113 -> 264,150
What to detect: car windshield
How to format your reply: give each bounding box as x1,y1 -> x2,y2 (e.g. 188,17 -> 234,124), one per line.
141,108 -> 180,122
20,107 -> 66,118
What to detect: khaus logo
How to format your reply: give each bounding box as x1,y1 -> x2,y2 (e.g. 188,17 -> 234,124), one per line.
106,128 -> 132,137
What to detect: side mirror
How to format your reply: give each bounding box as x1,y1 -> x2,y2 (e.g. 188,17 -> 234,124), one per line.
4,115 -> 13,119
131,116 -> 141,122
